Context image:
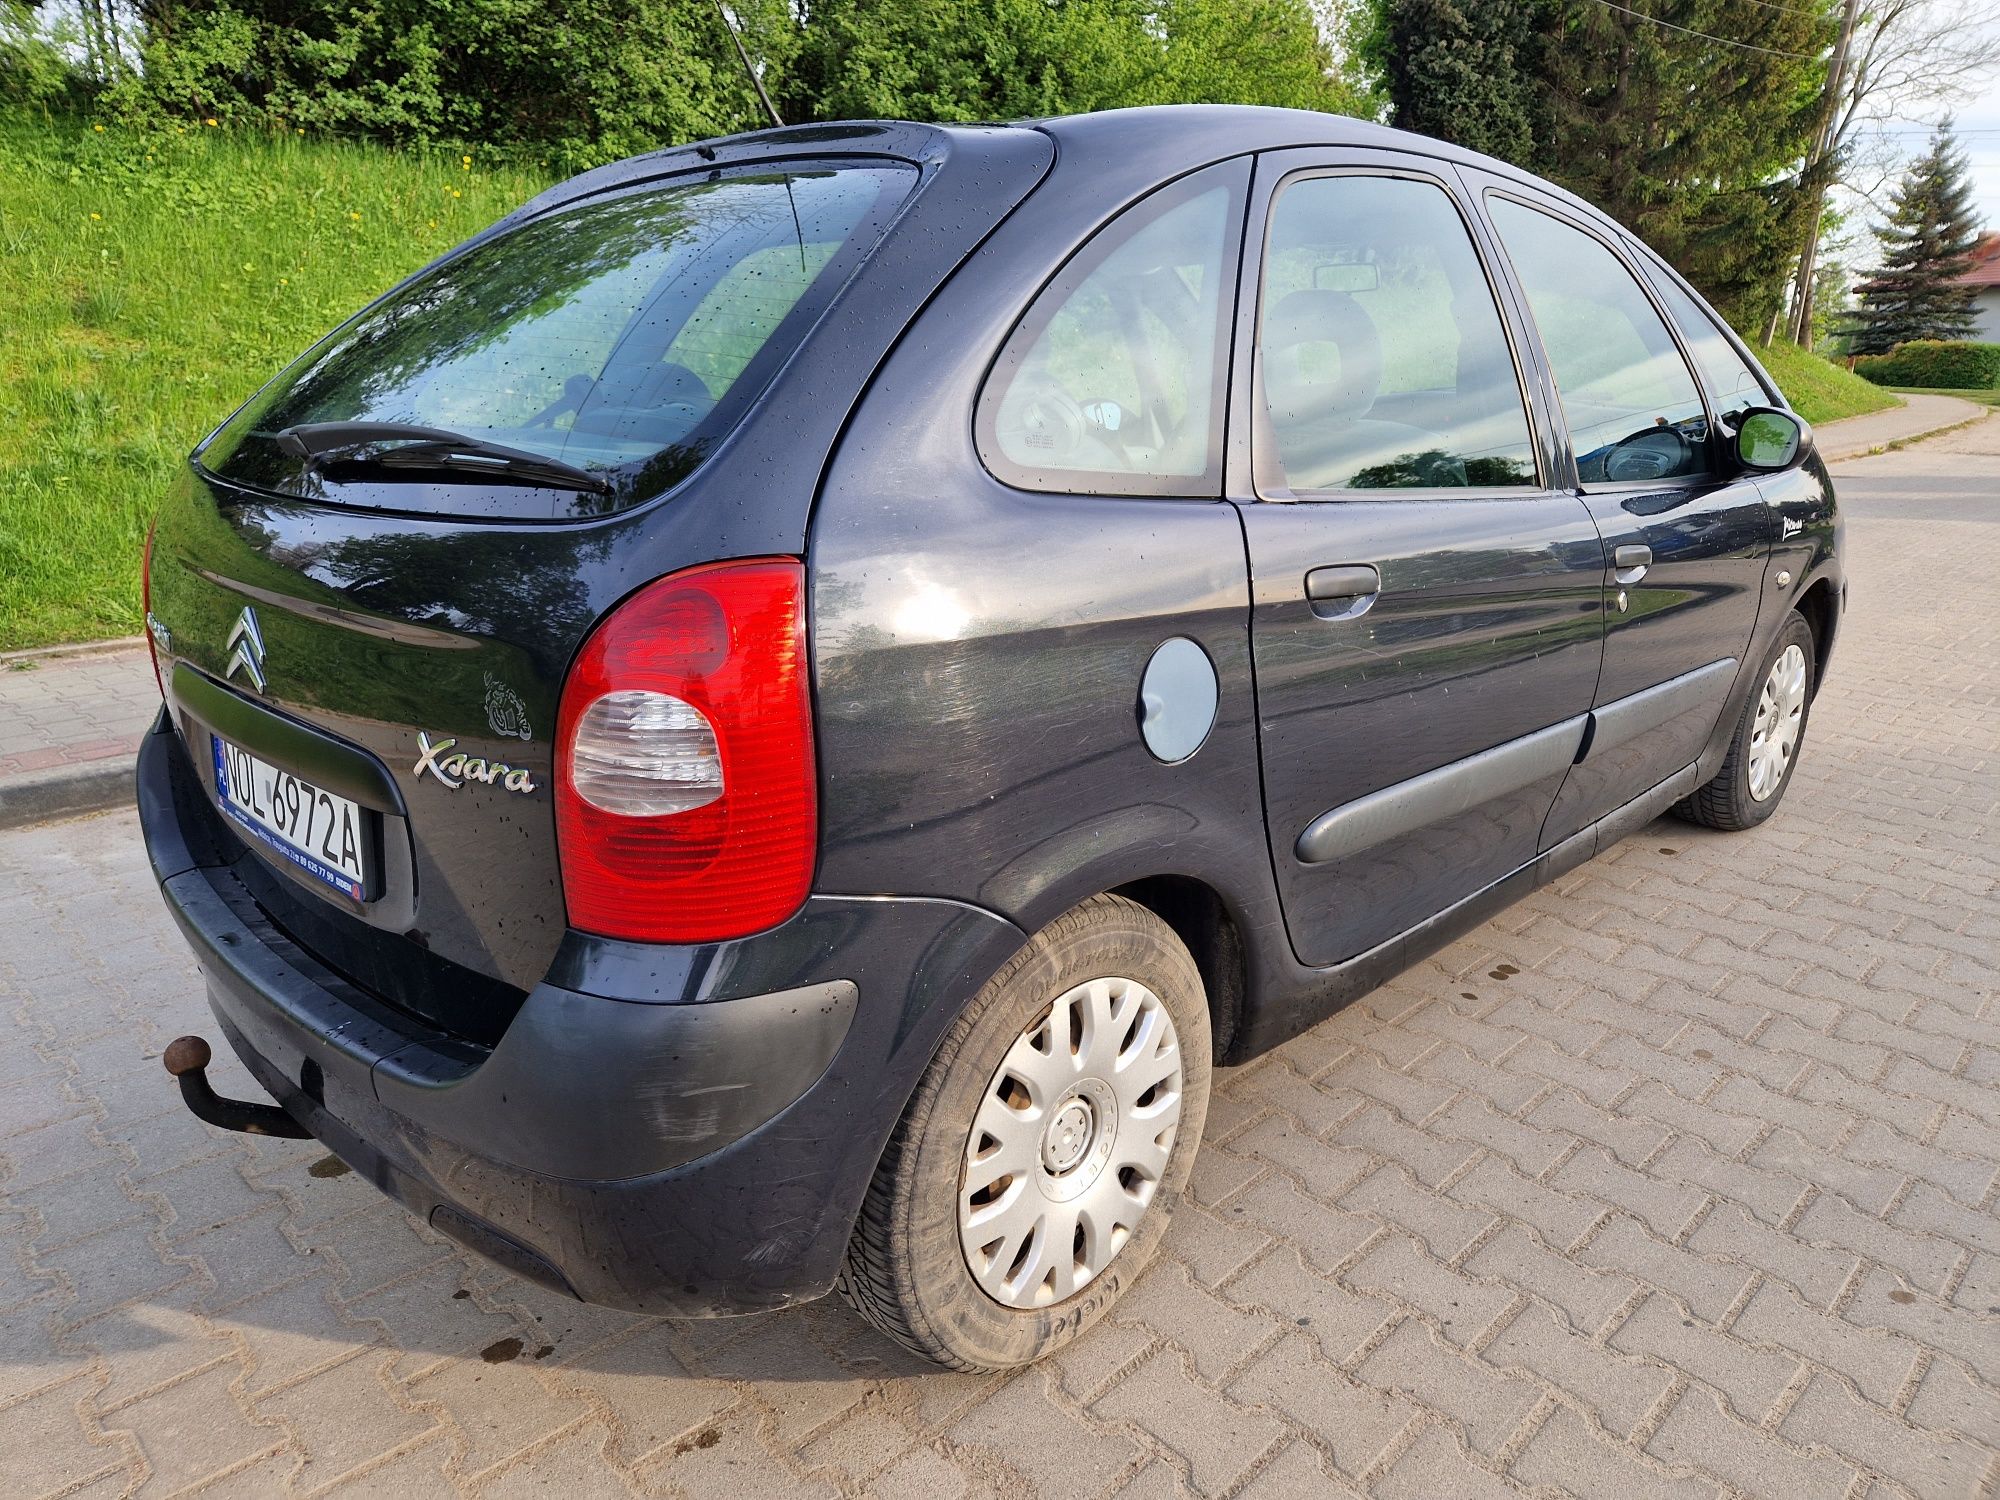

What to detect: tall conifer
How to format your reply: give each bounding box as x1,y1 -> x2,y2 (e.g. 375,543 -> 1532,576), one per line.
1847,123 -> 1983,355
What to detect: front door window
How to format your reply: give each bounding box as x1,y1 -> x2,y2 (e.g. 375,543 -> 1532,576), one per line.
1487,198 -> 1713,486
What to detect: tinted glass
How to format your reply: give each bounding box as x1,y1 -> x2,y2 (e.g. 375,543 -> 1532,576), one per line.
980,166 -> 1238,493
1487,198 -> 1711,485
1647,267 -> 1772,420
204,165 -> 913,511
1255,175 -> 1537,493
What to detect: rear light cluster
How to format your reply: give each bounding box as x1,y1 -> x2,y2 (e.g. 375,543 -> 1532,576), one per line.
555,559 -> 816,944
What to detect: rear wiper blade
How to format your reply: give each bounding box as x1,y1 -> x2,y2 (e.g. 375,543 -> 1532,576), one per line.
274,421 -> 611,495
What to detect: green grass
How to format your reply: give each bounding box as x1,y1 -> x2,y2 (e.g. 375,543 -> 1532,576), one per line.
1889,386 -> 2000,408
0,113 -> 550,650
1751,338 -> 1900,428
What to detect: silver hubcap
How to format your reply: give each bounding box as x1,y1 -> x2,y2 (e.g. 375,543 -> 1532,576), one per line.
1748,643 -> 1808,801
959,977 -> 1184,1309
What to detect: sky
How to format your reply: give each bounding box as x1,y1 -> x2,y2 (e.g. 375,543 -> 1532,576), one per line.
1855,84 -> 2000,237
1824,8 -> 2000,253
1945,88 -> 2000,233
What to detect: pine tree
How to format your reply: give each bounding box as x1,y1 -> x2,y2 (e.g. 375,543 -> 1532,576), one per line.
1534,0 -> 1835,330
1360,0 -> 1547,164
1846,123 -> 1983,355
1356,0 -> 1837,329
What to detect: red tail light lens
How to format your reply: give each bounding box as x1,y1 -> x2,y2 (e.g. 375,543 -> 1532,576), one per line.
142,518 -> 163,699
555,559 -> 815,943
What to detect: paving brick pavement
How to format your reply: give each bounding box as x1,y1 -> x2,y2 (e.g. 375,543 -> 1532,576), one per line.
0,645 -> 154,781
1,432 -> 1996,1496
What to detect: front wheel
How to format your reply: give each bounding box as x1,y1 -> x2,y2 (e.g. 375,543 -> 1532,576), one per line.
1675,610 -> 1816,831
838,895 -> 1211,1370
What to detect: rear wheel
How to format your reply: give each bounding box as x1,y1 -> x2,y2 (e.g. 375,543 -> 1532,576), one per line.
839,895 -> 1210,1370
1675,610 -> 1816,831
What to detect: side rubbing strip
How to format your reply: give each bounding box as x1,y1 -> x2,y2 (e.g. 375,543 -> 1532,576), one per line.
1295,715 -> 1589,866
1587,658 -> 1738,754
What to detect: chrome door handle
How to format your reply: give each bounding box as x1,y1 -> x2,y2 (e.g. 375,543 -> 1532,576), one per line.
1305,564 -> 1382,620
1613,544 -> 1651,584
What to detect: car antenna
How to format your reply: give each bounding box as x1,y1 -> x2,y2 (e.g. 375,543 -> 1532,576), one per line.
712,0 -> 783,129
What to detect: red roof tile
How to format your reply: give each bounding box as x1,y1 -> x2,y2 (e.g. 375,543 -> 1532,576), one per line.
1957,233 -> 2000,288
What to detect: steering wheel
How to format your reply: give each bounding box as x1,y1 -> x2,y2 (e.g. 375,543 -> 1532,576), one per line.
1602,424 -> 1693,483
993,379 -> 1132,470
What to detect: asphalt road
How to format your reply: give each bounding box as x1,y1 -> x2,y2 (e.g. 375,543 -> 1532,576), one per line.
1,421 -> 1995,1498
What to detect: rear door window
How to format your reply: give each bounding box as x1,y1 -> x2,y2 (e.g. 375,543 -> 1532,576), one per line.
1486,197 -> 1713,486
202,163 -> 915,516
1254,173 -> 1539,493
977,162 -> 1245,495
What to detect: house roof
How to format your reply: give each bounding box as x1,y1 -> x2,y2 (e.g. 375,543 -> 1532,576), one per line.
1958,233 -> 2000,288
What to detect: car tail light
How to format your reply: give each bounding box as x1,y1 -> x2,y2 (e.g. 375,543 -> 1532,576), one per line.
142,518 -> 163,698
555,558 -> 815,943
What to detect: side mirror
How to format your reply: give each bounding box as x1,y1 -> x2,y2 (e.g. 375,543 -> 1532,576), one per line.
1731,407 -> 1811,472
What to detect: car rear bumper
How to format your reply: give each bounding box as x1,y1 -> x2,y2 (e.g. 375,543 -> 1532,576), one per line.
138,708 -> 1024,1314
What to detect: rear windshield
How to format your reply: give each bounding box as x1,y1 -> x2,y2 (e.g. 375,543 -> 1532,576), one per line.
201,162 -> 914,517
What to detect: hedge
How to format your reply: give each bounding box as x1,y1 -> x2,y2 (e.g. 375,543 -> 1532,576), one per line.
1852,340 -> 2000,390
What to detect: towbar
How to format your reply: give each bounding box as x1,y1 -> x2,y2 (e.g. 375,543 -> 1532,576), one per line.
163,1035 -> 313,1138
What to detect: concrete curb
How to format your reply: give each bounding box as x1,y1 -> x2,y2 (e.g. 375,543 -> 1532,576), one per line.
0,636 -> 147,666
1814,394 -> 1989,463
0,757 -> 134,831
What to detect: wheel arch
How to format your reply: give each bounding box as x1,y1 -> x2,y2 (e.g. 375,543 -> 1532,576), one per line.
1795,575 -> 1838,693
1110,874 -> 1249,1061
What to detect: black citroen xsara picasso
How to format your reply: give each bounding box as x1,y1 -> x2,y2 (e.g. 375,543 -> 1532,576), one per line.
140,106 -> 1841,1370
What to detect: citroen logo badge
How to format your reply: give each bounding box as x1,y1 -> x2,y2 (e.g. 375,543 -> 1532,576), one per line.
224,606 -> 267,692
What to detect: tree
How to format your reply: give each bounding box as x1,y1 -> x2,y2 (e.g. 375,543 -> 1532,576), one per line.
110,0 -> 800,167
1535,1 -> 1836,331
1143,0 -> 1360,114
1780,0 -> 2000,345
1845,121 -> 1983,354
1357,0 -> 1838,330
781,0 -> 1357,126
1357,0 -> 1545,164
778,0 -> 1146,122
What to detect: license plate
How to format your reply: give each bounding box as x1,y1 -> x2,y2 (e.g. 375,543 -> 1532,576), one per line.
212,736 -> 369,901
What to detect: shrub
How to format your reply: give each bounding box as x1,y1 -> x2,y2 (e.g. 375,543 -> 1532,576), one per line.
1,1 -> 94,109
104,0 -> 800,169
1852,340 -> 2000,390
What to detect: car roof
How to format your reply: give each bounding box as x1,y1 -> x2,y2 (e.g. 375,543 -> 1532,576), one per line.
504,105 -> 1609,241
1037,103 -> 1467,160
1032,105 -> 1613,229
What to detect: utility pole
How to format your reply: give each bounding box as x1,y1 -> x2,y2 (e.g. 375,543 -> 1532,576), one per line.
1781,0 -> 1862,349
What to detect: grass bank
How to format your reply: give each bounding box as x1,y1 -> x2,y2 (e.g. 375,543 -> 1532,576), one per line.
1752,338 -> 1900,427
0,113 -> 549,650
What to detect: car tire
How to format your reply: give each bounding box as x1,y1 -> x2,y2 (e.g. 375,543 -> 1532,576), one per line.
1675,610 -> 1816,832
838,894 -> 1211,1371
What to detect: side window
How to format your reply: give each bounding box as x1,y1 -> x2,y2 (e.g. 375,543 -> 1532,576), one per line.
1487,197 -> 1711,485
978,164 -> 1241,495
1644,265 -> 1774,421
1255,174 -> 1538,493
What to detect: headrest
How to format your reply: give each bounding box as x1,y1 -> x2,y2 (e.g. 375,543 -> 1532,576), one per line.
1262,289 -> 1383,424
573,362 -> 714,439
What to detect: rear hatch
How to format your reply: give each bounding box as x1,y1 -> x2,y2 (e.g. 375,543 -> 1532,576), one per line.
144,125 -> 1052,1038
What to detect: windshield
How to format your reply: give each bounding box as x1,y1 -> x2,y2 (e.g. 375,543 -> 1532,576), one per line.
201,163 -> 914,516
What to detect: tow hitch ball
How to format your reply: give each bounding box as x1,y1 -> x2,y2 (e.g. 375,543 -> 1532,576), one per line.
163,1035 -> 312,1139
